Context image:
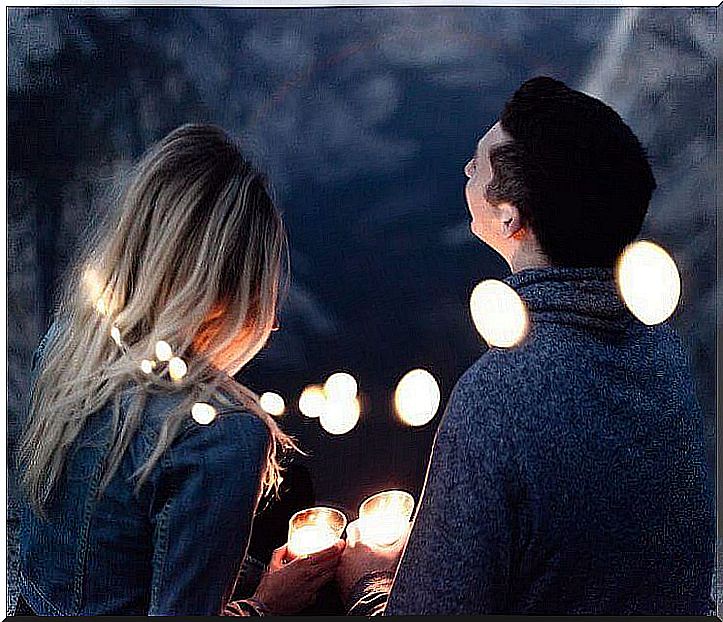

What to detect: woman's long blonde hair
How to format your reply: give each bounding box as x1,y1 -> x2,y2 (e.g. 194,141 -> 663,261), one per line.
20,124 -> 295,514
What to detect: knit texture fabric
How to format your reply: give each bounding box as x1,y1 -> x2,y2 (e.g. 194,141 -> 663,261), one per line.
380,267 -> 715,615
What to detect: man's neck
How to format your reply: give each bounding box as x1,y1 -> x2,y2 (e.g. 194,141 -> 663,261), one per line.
508,246 -> 551,273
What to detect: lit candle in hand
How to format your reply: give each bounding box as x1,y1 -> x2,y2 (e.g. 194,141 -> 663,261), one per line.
358,490 -> 414,547
287,507 -> 347,559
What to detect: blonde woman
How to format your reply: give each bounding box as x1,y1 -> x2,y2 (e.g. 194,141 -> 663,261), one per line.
16,124 -> 344,616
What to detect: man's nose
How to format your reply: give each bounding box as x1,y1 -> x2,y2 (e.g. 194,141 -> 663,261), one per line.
464,160 -> 473,178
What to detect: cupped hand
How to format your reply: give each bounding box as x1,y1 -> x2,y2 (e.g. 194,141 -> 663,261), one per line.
251,539 -> 345,615
335,519 -> 410,604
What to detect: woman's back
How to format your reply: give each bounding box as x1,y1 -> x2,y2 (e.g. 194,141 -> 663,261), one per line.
16,124 -> 291,615
19,331 -> 270,615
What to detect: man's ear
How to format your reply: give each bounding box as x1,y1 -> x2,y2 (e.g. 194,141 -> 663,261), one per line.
497,202 -> 523,239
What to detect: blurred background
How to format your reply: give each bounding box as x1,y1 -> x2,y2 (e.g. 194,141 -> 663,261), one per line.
7,5 -> 718,608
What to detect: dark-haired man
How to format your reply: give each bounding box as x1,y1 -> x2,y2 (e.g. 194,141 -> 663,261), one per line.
336,77 -> 715,615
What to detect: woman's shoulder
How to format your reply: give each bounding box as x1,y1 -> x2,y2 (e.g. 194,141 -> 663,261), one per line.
139,387 -> 271,456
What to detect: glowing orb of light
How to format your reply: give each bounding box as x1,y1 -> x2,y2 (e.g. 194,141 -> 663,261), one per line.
260,391 -> 286,417
394,368 -> 441,427
168,356 -> 188,381
155,340 -> 173,362
110,326 -> 122,347
616,240 -> 681,325
298,385 -> 327,418
191,402 -> 217,425
320,396 -> 360,435
140,359 -> 155,375
323,372 -> 358,402
470,279 -> 528,348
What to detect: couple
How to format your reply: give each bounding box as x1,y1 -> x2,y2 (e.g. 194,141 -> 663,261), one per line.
15,77 -> 714,616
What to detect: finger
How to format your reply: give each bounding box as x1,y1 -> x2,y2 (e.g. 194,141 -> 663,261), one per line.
295,551 -> 342,577
269,544 -> 288,569
307,554 -> 343,575
306,539 -> 345,564
309,567 -> 337,589
345,520 -> 362,547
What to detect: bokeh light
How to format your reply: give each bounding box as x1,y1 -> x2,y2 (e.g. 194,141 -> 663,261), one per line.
470,279 -> 528,348
168,356 -> 188,381
394,368 -> 441,427
298,385 -> 327,418
140,359 -> 155,375
110,326 -> 122,347
320,396 -> 360,435
155,340 -> 173,362
260,391 -> 286,417
191,402 -> 217,425
616,240 -> 681,325
323,372 -> 358,401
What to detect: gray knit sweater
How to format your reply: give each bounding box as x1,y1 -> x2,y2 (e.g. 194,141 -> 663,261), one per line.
349,267 -> 715,615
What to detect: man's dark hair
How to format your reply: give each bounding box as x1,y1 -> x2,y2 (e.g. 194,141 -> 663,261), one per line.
486,76 -> 656,267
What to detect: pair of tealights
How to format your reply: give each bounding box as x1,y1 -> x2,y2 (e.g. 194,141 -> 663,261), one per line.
286,490 -> 415,559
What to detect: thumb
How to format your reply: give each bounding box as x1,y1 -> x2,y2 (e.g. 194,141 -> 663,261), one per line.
345,519 -> 362,547
269,544 -> 288,570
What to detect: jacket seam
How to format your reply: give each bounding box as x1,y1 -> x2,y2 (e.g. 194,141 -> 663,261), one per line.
148,448 -> 177,615
19,569 -> 66,616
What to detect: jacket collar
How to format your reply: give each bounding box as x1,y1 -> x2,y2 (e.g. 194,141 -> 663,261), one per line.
504,266 -> 634,333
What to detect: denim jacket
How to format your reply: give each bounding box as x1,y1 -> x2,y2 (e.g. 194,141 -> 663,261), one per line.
17,330 -> 271,615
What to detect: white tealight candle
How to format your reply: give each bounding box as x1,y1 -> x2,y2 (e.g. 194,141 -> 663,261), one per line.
287,524 -> 338,558
287,506 -> 347,559
358,490 -> 414,547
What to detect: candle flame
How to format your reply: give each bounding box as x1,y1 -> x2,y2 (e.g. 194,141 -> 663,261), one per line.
358,490 -> 414,547
287,507 -> 347,558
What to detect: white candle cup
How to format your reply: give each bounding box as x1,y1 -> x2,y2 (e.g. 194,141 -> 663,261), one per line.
287,506 -> 347,559
358,490 -> 415,547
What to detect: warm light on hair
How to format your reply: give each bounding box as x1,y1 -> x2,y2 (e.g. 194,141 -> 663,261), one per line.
20,124 -> 294,512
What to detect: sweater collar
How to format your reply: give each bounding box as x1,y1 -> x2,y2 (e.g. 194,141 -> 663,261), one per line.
504,266 -> 634,333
